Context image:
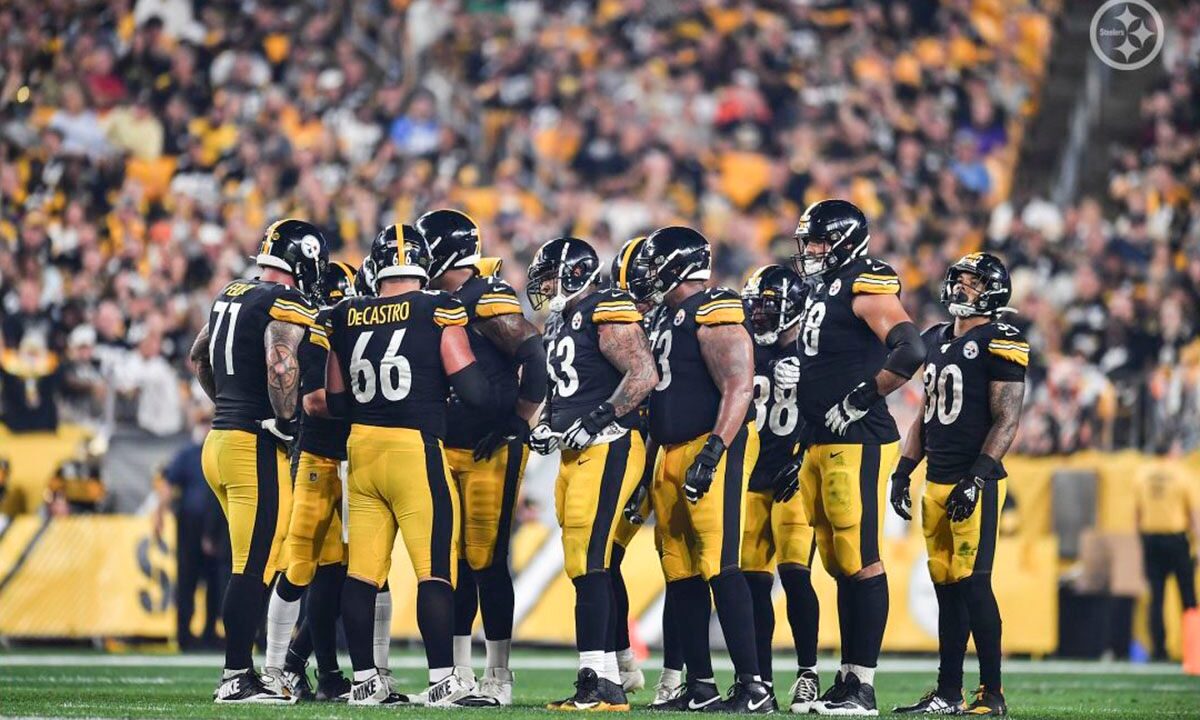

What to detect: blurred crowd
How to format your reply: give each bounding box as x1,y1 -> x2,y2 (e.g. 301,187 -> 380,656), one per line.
0,0 -> 1197,470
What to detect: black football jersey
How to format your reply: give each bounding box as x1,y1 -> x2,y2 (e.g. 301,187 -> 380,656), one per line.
749,341 -> 805,491
648,287 -> 753,446
208,279 -> 318,432
543,289 -> 643,433
920,321 -> 1029,483
445,274 -> 523,449
796,257 -> 901,445
327,290 -> 468,438
297,308 -> 349,460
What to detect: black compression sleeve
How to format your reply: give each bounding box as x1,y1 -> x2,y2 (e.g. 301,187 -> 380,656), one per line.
514,334 -> 548,403
883,321 -> 924,379
450,362 -> 498,413
327,390 -> 349,418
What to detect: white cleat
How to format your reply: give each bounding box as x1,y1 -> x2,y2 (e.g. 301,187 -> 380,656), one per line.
407,665 -> 476,705
478,667 -> 514,706
348,673 -> 409,706
789,670 -> 820,714
425,668 -> 500,708
650,672 -> 684,707
618,654 -> 645,693
214,669 -> 295,704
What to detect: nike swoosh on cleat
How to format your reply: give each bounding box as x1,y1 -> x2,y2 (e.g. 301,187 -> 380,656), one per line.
747,696 -> 770,711
688,697 -> 720,710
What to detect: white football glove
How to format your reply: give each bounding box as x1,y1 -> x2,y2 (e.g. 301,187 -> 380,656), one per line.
774,356 -> 801,391
258,417 -> 295,443
528,423 -> 560,455
824,380 -> 878,436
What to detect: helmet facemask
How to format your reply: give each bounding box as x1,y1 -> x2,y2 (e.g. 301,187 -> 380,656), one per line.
942,268 -> 988,317
746,289 -> 802,346
528,259 -> 598,312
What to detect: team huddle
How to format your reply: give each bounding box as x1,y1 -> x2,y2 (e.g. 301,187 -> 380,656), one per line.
191,198 -> 1028,716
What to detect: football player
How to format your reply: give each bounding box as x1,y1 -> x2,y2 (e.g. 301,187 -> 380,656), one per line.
890,253 -> 1026,716
263,261 -> 356,702
630,226 -> 772,713
783,199 -> 925,715
321,225 -> 501,707
418,209 -> 546,704
190,219 -> 327,703
740,264 -> 821,713
526,236 -> 658,711
611,235 -> 689,707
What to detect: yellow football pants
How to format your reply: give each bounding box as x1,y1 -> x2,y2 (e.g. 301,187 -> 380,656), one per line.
922,478 -> 1008,585
555,431 -> 646,579
654,424 -> 759,581
281,451 -> 346,587
345,425 -> 460,588
740,487 -> 815,573
446,442 -> 529,571
201,429 -> 292,584
799,442 -> 900,577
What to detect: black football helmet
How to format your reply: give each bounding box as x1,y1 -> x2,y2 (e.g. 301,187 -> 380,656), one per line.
790,199 -> 870,279
320,261 -> 357,307
609,236 -> 648,293
256,219 -> 329,302
742,264 -> 807,346
416,209 -> 482,280
363,224 -> 433,293
632,226 -> 711,305
940,252 -> 1013,317
527,237 -> 601,312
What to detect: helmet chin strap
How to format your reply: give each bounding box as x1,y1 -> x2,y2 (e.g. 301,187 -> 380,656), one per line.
548,268 -> 599,312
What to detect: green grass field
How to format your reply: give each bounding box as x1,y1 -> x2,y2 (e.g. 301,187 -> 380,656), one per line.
2,651 -> 1199,719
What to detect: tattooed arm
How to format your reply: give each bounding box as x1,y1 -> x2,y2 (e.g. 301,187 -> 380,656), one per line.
698,324 -> 755,446
264,320 -> 305,419
476,313 -> 546,423
190,323 -> 215,402
980,380 -> 1025,462
597,321 -> 659,417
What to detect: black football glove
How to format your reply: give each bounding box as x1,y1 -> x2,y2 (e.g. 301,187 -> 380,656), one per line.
684,435 -> 726,504
890,455 -> 919,521
824,379 -> 880,435
473,414 -> 532,462
561,402 -> 617,451
946,455 -> 1002,522
623,480 -> 649,525
772,452 -> 804,503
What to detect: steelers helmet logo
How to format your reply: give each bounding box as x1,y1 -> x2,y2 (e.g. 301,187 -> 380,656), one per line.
829,279 -> 842,296
674,309 -> 686,326
572,312 -> 583,330
300,235 -> 322,259
964,340 -> 979,359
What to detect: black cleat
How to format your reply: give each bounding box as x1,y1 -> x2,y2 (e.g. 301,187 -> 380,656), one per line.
719,679 -> 776,713
893,688 -> 963,714
548,668 -> 628,711
788,670 -> 820,713
651,677 -> 723,712
963,686 -> 1006,716
315,669 -> 351,702
814,672 -> 876,716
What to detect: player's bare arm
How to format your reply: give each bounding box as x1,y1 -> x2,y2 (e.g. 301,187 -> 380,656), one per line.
190,322 -> 215,402
597,321 -> 658,417
476,312 -> 546,422
854,292 -> 923,396
302,388 -> 327,417
980,380 -> 1024,462
698,323 -> 755,446
264,319 -> 304,419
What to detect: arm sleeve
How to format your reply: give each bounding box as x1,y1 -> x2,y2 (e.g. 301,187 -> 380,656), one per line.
449,362 -> 498,413
515,334 -> 548,404
882,321 -> 924,379
694,288 -> 745,326
299,326 -> 329,396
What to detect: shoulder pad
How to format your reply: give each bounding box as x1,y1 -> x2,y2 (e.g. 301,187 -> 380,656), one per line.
695,287 -> 745,326
590,289 -> 642,325
268,288 -> 319,327
850,258 -> 900,296
986,323 -> 1029,367
433,294 -> 469,328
